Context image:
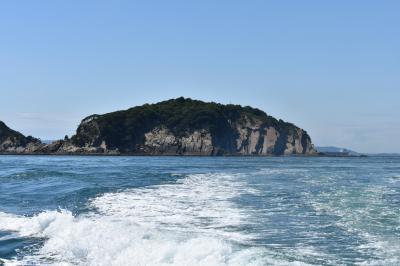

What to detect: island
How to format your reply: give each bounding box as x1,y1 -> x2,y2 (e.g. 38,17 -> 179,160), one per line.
0,98 -> 316,156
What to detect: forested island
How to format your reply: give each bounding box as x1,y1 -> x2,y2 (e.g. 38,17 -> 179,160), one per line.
0,98 -> 316,156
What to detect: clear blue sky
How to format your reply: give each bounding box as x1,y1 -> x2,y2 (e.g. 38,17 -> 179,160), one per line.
1,1 -> 399,153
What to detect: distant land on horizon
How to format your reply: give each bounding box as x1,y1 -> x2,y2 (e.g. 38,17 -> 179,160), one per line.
316,146 -> 361,156
316,146 -> 400,156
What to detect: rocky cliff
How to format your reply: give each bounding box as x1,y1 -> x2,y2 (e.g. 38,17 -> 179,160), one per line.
0,98 -> 316,156
54,98 -> 316,155
0,121 -> 43,153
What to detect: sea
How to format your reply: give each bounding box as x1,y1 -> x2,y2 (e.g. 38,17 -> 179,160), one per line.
0,155 -> 399,266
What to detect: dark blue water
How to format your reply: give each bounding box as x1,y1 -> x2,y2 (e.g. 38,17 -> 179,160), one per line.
0,156 -> 399,265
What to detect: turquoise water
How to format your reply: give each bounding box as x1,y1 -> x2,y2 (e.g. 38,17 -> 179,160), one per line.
0,156 -> 399,265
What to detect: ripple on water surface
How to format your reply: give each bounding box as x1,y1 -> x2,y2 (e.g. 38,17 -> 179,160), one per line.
0,156 -> 399,265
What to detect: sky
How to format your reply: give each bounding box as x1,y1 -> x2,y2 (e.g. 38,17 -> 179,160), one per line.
0,1 -> 399,153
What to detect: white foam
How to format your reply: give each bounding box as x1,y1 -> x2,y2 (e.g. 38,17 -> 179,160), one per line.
0,173 -> 276,266
90,173 -> 259,241
0,210 -> 73,237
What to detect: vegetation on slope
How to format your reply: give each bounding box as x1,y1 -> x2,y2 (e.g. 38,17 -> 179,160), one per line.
72,97 -> 306,152
0,121 -> 38,146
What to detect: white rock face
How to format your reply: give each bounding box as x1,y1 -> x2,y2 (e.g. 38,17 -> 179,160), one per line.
180,130 -> 213,155
230,116 -> 315,155
0,136 -> 43,154
144,128 -> 179,154
55,140 -> 112,154
141,117 -> 316,156
263,127 -> 279,154
235,117 -> 280,155
236,127 -> 261,154
288,128 -> 315,154
144,127 -> 213,155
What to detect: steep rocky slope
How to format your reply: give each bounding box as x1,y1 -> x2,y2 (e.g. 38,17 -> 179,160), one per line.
0,121 -> 42,153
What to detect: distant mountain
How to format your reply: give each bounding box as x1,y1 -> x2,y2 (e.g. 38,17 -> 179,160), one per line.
316,146 -> 360,156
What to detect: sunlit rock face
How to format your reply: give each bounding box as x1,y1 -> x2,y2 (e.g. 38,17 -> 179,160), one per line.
59,98 -> 316,155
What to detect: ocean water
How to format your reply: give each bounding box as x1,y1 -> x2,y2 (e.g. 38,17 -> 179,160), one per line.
0,156 -> 399,266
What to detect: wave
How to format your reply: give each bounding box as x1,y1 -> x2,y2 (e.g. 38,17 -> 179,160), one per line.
0,173 -> 278,266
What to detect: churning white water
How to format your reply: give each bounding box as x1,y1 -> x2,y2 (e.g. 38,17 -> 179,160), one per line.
0,173 -> 276,266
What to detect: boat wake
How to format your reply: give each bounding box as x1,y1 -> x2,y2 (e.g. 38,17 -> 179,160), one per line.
0,173 -> 277,266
